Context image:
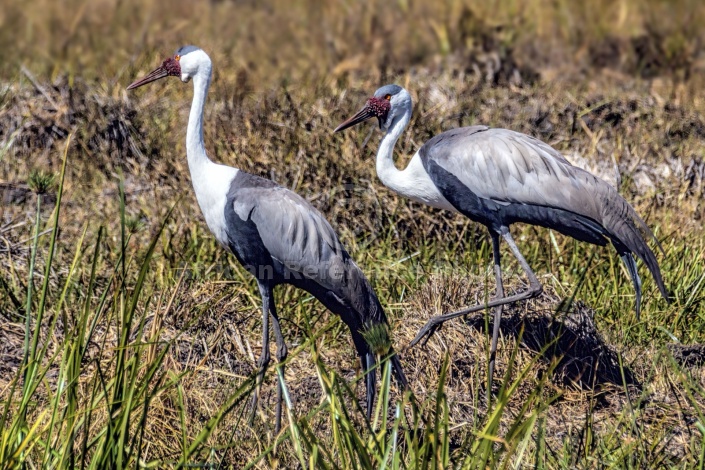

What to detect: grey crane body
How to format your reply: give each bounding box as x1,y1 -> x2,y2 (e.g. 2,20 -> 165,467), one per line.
224,170 -> 401,421
418,125 -> 666,305
335,85 -> 669,399
127,47 -> 406,431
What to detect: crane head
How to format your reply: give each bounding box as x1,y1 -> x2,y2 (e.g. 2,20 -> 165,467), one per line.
127,46 -> 211,90
334,84 -> 408,133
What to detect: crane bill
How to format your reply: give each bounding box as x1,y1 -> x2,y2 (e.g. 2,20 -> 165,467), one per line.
127,66 -> 169,90
334,105 -> 375,132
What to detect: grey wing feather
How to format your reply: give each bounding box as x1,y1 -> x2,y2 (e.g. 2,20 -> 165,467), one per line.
234,186 -> 346,271
233,184 -> 388,325
422,127 -> 632,231
422,127 -> 579,209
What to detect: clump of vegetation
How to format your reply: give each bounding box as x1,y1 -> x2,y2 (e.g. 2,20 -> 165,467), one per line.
362,323 -> 392,357
0,0 -> 704,467
27,169 -> 55,194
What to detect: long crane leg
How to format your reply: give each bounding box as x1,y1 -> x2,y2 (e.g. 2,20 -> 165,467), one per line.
269,300 -> 288,435
249,282 -> 273,425
488,231 -> 504,405
409,229 -> 542,353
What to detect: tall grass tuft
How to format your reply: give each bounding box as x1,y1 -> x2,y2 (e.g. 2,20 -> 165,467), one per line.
0,142 -> 213,468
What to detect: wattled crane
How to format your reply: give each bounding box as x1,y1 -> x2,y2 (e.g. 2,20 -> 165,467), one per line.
335,84 -> 669,396
128,48 -> 407,432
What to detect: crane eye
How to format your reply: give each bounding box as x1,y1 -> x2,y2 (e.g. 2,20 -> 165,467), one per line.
174,54 -> 181,61
384,94 -> 391,100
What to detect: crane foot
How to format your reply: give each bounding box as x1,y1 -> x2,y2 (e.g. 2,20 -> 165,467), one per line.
409,321 -> 442,349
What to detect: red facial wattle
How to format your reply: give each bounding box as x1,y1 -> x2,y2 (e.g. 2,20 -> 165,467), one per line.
333,96 -> 391,132
366,97 -> 391,121
162,57 -> 181,77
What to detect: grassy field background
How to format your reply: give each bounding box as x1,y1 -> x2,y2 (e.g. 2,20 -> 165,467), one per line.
1,0 -> 705,467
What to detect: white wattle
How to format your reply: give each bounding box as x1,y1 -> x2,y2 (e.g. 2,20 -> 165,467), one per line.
375,105 -> 456,213
186,64 -> 238,248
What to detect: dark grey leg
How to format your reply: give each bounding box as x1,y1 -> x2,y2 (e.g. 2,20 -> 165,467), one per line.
487,231 -> 505,405
501,230 -> 542,294
249,282 -> 272,425
269,298 -> 288,435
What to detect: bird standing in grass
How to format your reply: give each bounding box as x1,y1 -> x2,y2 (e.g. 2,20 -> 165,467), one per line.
334,84 -> 669,397
127,47 -> 407,432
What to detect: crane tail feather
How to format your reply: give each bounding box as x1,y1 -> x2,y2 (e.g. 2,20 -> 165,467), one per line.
620,252 -> 642,320
350,330 -> 376,418
365,351 -> 377,419
604,195 -> 670,308
390,353 -> 409,389
340,260 -> 408,417
628,207 -> 667,257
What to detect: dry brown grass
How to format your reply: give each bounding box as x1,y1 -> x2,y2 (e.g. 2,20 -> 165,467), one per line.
2,0 -> 705,467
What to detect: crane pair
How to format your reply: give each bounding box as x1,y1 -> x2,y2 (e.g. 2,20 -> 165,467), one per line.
127,46 -> 669,432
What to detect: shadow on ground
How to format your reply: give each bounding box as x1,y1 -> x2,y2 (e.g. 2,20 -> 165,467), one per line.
460,300 -> 640,390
